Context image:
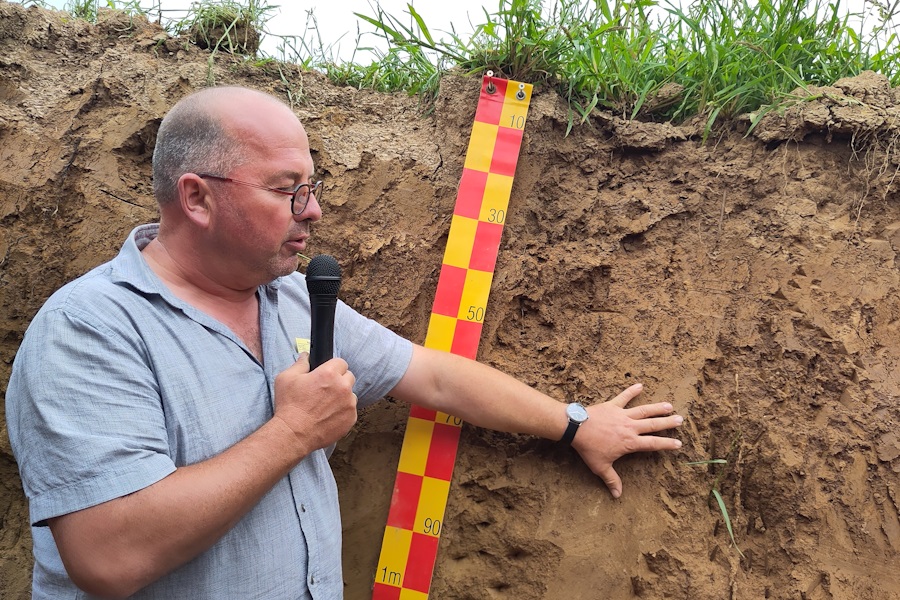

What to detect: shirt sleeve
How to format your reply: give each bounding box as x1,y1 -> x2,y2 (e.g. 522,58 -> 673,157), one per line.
333,302 -> 414,408
6,303 -> 176,526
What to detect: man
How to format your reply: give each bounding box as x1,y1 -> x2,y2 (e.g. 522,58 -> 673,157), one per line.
6,86 -> 683,599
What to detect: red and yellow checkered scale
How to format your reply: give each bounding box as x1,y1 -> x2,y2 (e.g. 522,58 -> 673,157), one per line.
372,73 -> 533,600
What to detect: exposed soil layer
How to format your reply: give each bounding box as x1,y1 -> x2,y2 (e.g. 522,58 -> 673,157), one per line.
1,4 -> 899,599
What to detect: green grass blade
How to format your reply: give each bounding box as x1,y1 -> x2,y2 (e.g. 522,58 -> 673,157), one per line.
712,489 -> 745,559
407,4 -> 435,46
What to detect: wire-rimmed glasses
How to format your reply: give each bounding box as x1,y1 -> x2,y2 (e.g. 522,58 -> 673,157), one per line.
197,173 -> 323,215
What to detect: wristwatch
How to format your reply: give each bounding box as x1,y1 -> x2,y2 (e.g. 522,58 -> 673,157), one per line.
560,402 -> 589,445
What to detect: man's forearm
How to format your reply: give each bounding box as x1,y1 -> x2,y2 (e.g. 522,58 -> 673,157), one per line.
49,417 -> 305,599
390,345 -> 568,440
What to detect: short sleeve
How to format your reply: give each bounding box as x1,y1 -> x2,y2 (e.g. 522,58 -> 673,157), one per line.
334,302 -> 413,408
6,304 -> 176,526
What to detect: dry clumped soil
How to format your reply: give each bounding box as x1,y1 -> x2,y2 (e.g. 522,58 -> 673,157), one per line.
1,3 -> 900,599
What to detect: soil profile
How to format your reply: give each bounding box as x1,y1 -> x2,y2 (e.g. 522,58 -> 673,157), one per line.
1,3 -> 899,599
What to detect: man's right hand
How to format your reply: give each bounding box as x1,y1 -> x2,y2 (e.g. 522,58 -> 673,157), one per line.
272,353 -> 358,457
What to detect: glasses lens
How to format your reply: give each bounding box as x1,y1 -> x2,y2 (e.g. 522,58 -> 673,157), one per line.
291,182 -> 323,215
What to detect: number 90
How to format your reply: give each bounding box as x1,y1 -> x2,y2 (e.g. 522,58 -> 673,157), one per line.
423,518 -> 442,536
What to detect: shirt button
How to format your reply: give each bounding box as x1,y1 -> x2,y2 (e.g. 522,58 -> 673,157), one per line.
300,504 -> 306,512
309,576 -> 315,585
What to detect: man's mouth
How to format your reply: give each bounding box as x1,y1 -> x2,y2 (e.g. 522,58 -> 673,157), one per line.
284,236 -> 307,252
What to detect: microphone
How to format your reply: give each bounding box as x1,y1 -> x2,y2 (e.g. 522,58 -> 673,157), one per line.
305,254 -> 342,370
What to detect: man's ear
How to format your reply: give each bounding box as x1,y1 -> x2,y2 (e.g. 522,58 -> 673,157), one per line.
176,173 -> 212,228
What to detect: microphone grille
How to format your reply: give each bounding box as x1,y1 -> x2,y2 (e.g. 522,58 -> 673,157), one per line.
305,254 -> 342,297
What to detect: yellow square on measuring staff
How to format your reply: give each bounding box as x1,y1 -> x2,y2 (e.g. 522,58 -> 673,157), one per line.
413,476 -> 452,537
397,417 -> 435,476
463,121 -> 499,172
478,173 -> 514,223
424,314 -> 457,352
375,525 -> 412,588
499,82 -> 533,130
457,269 -> 494,322
441,215 -> 478,269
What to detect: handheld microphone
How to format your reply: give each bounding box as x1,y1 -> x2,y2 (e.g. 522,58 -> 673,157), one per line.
305,254 -> 342,370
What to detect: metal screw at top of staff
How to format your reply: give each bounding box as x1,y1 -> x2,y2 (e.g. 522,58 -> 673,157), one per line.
484,71 -> 528,101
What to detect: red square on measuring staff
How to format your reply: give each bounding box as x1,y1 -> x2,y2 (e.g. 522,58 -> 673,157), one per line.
489,126 -> 525,177
372,583 -> 402,600
475,78 -> 508,124
424,422 -> 463,481
432,265 -> 468,318
403,532 -> 441,593
409,404 -> 437,421
454,169 -> 488,219
450,319 -> 483,360
468,221 -> 505,272
386,471 -> 424,531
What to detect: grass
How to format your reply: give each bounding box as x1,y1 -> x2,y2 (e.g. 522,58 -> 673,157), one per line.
330,0 -> 900,134
22,0 -> 900,135
40,0 -> 151,22
685,458 -> 746,558
175,0 -> 274,55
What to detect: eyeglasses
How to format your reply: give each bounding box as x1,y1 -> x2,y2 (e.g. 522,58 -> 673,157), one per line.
197,173 -> 323,215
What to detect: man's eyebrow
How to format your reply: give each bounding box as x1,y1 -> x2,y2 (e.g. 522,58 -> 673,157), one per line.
268,169 -> 315,183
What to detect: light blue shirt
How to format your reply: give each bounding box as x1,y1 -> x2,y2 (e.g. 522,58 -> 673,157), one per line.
6,224 -> 413,599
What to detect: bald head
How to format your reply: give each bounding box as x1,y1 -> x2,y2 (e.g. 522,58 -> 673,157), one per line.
152,87 -> 298,206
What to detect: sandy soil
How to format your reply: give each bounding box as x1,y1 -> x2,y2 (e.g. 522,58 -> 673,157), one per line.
1,3 -> 899,599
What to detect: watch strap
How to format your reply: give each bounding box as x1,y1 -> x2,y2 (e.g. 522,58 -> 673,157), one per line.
560,419 -> 580,445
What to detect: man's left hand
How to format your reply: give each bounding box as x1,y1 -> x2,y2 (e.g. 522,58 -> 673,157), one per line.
572,383 -> 683,498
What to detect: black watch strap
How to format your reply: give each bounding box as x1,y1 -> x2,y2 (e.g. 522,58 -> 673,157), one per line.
560,420 -> 580,445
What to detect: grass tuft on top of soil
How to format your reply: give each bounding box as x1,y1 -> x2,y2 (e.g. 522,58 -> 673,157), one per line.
23,0 -> 900,134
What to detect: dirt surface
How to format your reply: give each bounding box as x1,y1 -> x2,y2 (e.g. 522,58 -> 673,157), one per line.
2,3 -> 900,599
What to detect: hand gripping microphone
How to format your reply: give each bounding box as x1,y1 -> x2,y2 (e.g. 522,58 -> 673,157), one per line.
305,255 -> 342,370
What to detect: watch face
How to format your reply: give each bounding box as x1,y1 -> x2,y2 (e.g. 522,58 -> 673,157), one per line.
566,403 -> 589,423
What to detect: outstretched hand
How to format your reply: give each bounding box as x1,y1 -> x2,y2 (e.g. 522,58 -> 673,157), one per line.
571,383 -> 683,499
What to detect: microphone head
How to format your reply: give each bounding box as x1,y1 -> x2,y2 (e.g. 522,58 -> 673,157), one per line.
306,254 -> 342,297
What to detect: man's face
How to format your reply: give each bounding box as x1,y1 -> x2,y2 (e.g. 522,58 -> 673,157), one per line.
208,100 -> 323,287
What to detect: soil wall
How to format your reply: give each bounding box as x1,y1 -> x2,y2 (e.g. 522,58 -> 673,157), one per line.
1,3 -> 899,599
